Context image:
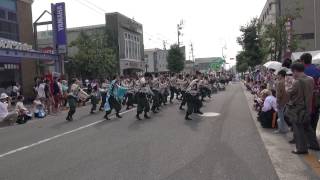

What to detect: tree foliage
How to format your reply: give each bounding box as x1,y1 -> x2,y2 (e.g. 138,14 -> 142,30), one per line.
261,5 -> 302,62
167,44 -> 185,73
236,18 -> 265,72
66,30 -> 117,79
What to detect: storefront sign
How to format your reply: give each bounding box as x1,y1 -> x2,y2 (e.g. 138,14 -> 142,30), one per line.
0,38 -> 33,51
40,47 -> 54,54
52,2 -> 67,54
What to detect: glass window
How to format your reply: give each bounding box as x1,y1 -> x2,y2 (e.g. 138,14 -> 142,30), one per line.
7,12 -> 16,21
0,21 -> 9,32
0,0 -> 16,11
124,39 -> 127,59
9,23 -> 17,33
129,41 -> 132,59
0,9 -> 5,19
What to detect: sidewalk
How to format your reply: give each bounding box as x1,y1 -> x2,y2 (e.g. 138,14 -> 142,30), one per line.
0,102 -> 90,128
241,83 -> 320,180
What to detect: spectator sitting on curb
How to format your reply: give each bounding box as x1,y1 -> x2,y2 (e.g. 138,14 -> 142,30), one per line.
15,95 -> 32,124
0,93 -> 18,126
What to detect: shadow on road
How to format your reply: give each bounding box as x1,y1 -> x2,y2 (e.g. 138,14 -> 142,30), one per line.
128,117 -> 155,131
184,116 -> 204,131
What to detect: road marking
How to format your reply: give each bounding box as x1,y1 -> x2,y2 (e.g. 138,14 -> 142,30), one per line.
0,108 -> 136,159
201,112 -> 220,117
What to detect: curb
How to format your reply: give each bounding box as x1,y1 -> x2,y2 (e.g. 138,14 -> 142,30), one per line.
241,83 -> 319,180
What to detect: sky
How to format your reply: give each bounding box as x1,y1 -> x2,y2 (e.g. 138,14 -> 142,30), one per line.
32,0 -> 267,66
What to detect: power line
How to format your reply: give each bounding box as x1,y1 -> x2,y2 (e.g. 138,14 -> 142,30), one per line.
72,0 -> 174,49
72,0 -> 103,16
80,0 -> 107,13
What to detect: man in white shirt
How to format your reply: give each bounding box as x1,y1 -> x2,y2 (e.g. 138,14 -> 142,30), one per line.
259,89 -> 278,129
36,80 -> 46,100
0,93 -> 17,125
262,90 -> 278,112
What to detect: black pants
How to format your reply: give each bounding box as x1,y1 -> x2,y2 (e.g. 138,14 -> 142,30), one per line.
176,89 -> 181,99
292,122 -> 320,152
137,93 -> 150,115
67,96 -> 77,118
186,94 -> 201,116
126,93 -> 134,108
310,108 -> 319,131
105,96 -> 121,116
170,86 -> 176,102
200,87 -> 206,101
193,96 -> 202,113
91,95 -> 98,112
180,91 -> 187,107
258,110 -> 275,128
161,89 -> 169,105
151,90 -> 160,111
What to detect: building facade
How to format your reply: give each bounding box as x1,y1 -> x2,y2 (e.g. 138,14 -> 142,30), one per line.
183,60 -> 194,73
144,48 -> 168,73
37,24 -> 105,57
259,0 -> 320,52
106,12 -> 144,75
0,0 -> 46,97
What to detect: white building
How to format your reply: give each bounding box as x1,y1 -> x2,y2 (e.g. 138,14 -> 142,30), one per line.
144,48 -> 168,73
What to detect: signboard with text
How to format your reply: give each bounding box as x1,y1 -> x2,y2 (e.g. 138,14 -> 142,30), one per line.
51,2 -> 67,54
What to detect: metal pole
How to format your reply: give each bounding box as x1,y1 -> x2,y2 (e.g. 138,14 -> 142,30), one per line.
177,24 -> 180,46
33,23 -> 40,76
314,0 -> 317,49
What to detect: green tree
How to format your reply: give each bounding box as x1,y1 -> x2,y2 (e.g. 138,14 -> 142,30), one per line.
167,44 -> 185,73
67,30 -> 116,79
236,18 -> 265,71
236,52 -> 249,73
261,7 -> 302,62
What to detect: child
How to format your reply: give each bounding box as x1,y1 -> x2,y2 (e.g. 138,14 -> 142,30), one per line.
33,97 -> 46,118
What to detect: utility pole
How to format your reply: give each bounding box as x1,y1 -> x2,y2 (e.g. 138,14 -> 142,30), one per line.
163,40 -> 167,50
314,0 -> 317,49
177,20 -> 184,47
33,10 -> 52,75
190,42 -> 194,62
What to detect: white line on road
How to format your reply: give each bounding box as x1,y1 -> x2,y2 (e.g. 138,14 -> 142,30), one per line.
0,108 -> 136,159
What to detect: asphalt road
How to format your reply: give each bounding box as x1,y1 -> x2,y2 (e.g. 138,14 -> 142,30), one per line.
0,83 -> 279,180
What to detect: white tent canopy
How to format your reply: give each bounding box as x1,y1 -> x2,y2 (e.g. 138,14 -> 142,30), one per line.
312,53 -> 320,64
263,61 -> 282,71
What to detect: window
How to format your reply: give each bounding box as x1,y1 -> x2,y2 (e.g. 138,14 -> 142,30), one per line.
295,33 -> 315,40
0,0 -> 16,11
7,12 -> 16,21
0,21 -> 10,32
0,32 -> 18,40
124,32 -> 141,60
0,9 -> 5,19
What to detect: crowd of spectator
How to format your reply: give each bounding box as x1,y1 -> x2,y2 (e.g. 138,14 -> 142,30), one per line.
245,53 -> 320,154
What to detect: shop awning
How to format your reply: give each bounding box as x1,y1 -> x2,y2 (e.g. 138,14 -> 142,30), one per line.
0,38 -> 58,61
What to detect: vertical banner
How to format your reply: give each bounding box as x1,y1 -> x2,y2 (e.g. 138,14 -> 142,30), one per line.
284,18 -> 293,59
52,2 -> 67,54
51,2 -> 67,74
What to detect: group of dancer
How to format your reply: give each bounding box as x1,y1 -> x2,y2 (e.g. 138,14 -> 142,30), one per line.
65,72 -> 232,122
